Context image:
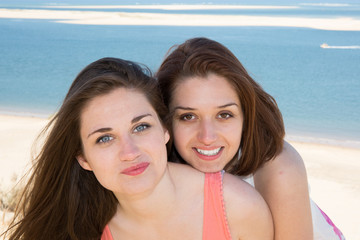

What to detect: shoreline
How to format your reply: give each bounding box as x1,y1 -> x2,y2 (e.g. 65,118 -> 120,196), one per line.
0,8 -> 360,31
285,134 -> 360,149
0,109 -> 53,119
0,113 -> 359,238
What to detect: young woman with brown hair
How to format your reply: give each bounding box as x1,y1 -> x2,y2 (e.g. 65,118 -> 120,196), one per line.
157,37 -> 345,240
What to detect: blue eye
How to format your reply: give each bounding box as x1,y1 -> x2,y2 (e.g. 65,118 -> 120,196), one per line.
96,135 -> 113,144
134,124 -> 150,133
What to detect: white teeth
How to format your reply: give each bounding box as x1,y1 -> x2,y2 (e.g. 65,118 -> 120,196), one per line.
196,147 -> 221,156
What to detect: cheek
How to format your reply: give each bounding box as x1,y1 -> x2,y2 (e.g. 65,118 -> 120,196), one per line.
88,156 -> 112,175
173,135 -> 186,156
227,123 -> 243,148
172,125 -> 191,150
87,160 -> 115,190
145,132 -> 170,158
85,147 -> 116,173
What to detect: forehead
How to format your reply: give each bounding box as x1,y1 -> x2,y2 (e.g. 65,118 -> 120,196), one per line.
80,88 -> 157,126
172,73 -> 239,106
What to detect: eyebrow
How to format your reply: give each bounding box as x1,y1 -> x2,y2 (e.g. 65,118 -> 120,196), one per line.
173,106 -> 195,111
87,113 -> 152,138
218,103 -> 239,108
173,103 -> 239,111
87,128 -> 112,138
131,113 -> 152,124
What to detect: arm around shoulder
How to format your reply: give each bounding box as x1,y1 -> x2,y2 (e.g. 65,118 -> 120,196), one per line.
223,173 -> 274,240
254,141 -> 313,239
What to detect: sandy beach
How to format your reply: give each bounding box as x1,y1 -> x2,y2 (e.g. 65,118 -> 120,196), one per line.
1,8 -> 360,31
290,141 -> 360,239
0,114 -> 359,238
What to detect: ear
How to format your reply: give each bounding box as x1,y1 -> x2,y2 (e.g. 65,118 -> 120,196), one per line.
164,129 -> 170,144
76,154 -> 93,171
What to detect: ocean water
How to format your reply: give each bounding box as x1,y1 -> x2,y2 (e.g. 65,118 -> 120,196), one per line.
0,2 -> 359,146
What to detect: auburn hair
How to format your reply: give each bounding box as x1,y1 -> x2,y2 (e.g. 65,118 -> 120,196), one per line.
156,37 -> 284,176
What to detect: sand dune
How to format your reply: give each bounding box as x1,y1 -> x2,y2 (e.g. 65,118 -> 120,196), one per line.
0,8 -> 360,31
43,4 -> 298,10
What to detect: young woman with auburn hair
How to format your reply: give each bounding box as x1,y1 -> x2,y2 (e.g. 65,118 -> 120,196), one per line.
157,37 -> 345,240
2,57 -> 273,240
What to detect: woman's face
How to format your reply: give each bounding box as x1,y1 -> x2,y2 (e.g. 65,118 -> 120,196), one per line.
170,73 -> 243,172
77,88 -> 169,198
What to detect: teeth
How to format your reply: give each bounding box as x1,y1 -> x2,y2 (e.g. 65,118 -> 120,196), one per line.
196,147 -> 221,156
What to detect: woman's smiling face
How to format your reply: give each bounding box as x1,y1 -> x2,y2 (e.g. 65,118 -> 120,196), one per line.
170,73 -> 243,172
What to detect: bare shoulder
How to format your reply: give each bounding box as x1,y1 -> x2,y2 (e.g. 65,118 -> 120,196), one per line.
255,141 -> 307,185
167,162 -> 205,189
261,140 -> 305,174
168,162 -> 204,178
275,140 -> 305,169
222,173 -> 273,239
222,173 -> 262,206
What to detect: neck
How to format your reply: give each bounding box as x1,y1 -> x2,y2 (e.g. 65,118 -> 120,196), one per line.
114,164 -> 177,222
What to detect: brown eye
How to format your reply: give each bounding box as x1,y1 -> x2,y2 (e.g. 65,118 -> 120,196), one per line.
180,114 -> 196,121
218,112 -> 233,119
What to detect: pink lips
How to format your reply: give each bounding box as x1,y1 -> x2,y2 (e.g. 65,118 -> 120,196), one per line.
121,162 -> 150,176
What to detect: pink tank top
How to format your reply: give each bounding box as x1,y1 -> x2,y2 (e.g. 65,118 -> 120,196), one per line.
203,171 -> 232,240
101,225 -> 112,240
101,172 -> 231,240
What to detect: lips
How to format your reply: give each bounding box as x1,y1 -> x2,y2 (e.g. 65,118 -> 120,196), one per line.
193,147 -> 223,161
121,162 -> 150,176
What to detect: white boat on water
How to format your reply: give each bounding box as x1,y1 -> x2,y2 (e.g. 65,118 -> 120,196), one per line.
320,43 -> 360,49
320,43 -> 329,48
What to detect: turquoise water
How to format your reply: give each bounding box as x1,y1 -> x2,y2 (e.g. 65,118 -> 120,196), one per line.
0,3 -> 359,145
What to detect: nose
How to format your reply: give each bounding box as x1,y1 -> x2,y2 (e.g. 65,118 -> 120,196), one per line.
197,119 -> 217,145
118,135 -> 141,161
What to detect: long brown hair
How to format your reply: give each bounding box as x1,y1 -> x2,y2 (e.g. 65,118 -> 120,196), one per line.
3,57 -> 167,240
156,37 -> 284,176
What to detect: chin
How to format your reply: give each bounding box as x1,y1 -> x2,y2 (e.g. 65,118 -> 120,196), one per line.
196,164 -> 223,173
